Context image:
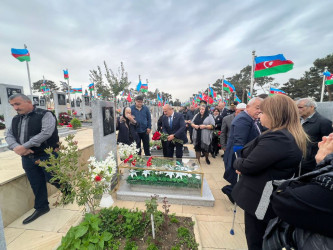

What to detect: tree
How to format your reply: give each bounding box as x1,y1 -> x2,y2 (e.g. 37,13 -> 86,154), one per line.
32,79 -> 59,93
281,53 -> 333,101
89,61 -> 131,101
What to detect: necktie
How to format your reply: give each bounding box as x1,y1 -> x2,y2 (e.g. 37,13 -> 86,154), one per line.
169,117 -> 172,127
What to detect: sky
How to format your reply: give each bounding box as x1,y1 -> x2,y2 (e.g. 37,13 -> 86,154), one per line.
1,0 -> 333,101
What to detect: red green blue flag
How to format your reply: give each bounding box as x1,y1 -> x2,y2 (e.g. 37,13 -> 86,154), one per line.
270,87 -> 286,95
254,54 -> 293,78
247,91 -> 252,101
235,95 -> 241,103
324,71 -> 333,85
141,83 -> 148,92
11,48 -> 30,62
223,80 -> 235,93
63,70 -> 69,79
127,92 -> 132,102
136,80 -> 142,91
209,87 -> 217,98
88,83 -> 94,91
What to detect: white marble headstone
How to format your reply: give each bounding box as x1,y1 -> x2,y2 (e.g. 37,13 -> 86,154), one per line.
0,83 -> 24,130
53,91 -> 68,120
92,100 -> 117,161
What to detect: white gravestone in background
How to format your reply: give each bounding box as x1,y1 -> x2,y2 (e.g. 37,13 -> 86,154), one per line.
82,96 -> 92,120
39,97 -> 47,109
0,83 -> 24,130
92,100 -> 117,161
53,91 -> 68,120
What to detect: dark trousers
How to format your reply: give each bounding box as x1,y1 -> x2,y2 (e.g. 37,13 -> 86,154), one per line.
244,211 -> 268,250
22,154 -> 61,210
161,140 -> 168,157
166,142 -> 183,158
137,132 -> 151,156
188,126 -> 193,143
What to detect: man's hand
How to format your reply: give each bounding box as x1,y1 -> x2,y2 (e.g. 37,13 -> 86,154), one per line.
13,145 -> 34,156
146,128 -> 151,134
167,134 -> 175,141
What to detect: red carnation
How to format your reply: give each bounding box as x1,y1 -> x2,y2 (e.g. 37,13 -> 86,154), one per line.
218,131 -> 221,135
152,131 -> 161,141
124,155 -> 133,163
95,175 -> 102,182
131,159 -> 136,166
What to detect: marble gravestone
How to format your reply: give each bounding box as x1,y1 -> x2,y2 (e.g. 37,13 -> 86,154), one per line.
317,102 -> 333,121
92,100 -> 117,161
39,97 -> 47,109
53,91 -> 68,120
0,83 -> 24,130
82,96 -> 92,120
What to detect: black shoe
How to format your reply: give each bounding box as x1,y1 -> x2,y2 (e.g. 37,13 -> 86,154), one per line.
221,187 -> 234,204
212,153 -> 216,158
201,153 -> 205,157
23,208 -> 50,224
205,158 -> 210,165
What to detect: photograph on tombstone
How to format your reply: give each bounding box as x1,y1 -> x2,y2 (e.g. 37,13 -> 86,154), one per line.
6,87 -> 22,98
33,96 -> 39,106
58,94 -> 66,105
84,96 -> 90,106
71,101 -> 75,107
102,106 -> 114,136
40,99 -> 45,106
76,99 -> 81,107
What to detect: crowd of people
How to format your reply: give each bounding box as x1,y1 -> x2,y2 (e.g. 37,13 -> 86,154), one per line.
5,93 -> 333,249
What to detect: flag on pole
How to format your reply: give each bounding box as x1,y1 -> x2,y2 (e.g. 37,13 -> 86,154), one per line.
40,79 -> 46,91
223,80 -> 236,93
157,93 -> 163,102
88,83 -> 94,91
324,71 -> 333,85
126,92 -> 132,102
247,91 -> 252,101
270,87 -> 286,95
141,83 -> 148,92
11,48 -> 30,62
63,70 -> 69,79
97,93 -> 102,98
235,95 -> 241,103
43,88 -> 51,95
209,87 -> 217,98
136,80 -> 142,91
72,88 -> 82,93
254,54 -> 294,78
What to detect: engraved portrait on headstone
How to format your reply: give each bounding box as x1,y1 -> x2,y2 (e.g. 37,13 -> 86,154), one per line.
102,106 -> 114,136
33,96 -> 39,106
71,100 -> 75,107
58,94 -> 66,105
7,88 -> 22,98
84,96 -> 90,106
40,99 -> 45,106
76,99 -> 81,107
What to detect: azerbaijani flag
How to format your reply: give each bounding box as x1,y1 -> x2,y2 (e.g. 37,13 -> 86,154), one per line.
40,80 -> 46,91
235,95 -> 241,103
136,80 -> 142,91
63,70 -> 69,79
73,88 -> 82,93
88,83 -> 94,91
270,87 -> 286,95
247,91 -> 252,101
11,48 -> 30,62
141,83 -> 148,93
157,93 -> 163,102
223,80 -> 235,93
324,71 -> 333,85
254,54 -> 294,78
43,88 -> 51,95
209,87 -> 217,98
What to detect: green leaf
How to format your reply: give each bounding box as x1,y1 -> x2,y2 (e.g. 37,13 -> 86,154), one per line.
89,235 -> 99,243
75,226 -> 88,239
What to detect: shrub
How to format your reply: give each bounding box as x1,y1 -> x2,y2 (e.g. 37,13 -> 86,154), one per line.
70,117 -> 82,129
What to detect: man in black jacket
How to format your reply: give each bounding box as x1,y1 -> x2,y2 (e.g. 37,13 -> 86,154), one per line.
5,94 -> 64,224
297,98 -> 333,174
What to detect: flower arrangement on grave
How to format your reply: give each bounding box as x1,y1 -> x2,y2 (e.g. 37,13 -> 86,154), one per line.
72,110 -> 78,116
118,142 -> 139,160
59,112 -> 71,125
150,131 -> 163,150
38,134 -> 118,214
125,158 -> 202,189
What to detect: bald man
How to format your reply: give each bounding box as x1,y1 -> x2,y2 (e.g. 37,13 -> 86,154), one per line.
162,104 -> 188,158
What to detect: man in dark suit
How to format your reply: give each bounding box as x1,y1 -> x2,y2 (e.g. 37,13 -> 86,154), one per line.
222,97 -> 263,203
162,104 -> 188,158
296,98 -> 333,174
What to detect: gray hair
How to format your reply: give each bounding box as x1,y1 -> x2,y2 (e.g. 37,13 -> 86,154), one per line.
296,98 -> 317,109
247,97 -> 263,106
8,93 -> 31,102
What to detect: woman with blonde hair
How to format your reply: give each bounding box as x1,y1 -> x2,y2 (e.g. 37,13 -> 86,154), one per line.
231,94 -> 308,250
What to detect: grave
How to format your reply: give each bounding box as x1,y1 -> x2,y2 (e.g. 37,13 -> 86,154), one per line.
53,91 -> 68,120
82,96 -> 92,120
0,83 -> 24,130
92,99 -> 117,161
317,102 -> 333,121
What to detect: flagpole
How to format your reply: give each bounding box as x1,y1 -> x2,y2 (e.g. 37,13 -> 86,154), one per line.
250,50 -> 256,98
320,66 -> 328,102
221,75 -> 224,103
81,84 -> 85,119
66,69 -> 71,111
24,44 -> 32,95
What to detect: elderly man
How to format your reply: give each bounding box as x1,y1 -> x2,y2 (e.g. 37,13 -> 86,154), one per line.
222,97 -> 263,203
162,104 -> 188,158
296,98 -> 333,174
5,94 -> 66,224
131,95 -> 152,156
220,103 -> 247,153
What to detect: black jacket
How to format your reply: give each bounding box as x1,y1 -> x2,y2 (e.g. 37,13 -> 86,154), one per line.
162,112 -> 188,143
301,112 -> 333,174
232,129 -> 302,222
116,117 -> 139,145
